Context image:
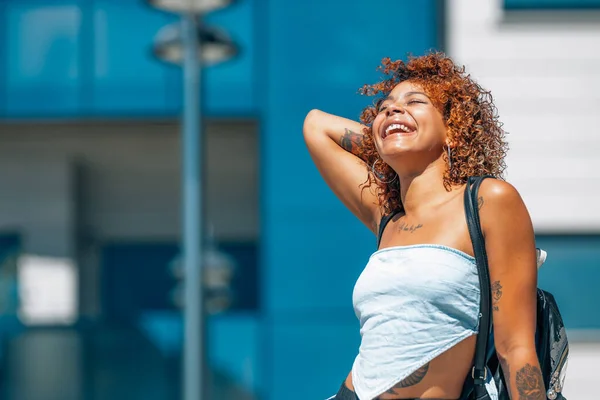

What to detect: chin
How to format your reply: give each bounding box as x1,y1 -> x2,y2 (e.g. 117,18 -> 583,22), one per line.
378,141 -> 414,158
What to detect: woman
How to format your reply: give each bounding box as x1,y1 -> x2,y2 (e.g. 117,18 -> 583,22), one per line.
303,53 -> 545,400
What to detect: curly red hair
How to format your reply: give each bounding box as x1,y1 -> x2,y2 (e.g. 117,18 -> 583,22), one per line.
356,52 -> 508,215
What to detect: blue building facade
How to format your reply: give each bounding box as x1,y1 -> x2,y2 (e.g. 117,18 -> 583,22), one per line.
257,1 -> 440,397
0,1 -> 597,399
0,0 -> 256,118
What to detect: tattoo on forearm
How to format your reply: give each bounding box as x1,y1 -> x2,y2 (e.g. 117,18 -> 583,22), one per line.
498,354 -> 512,397
340,128 -> 363,156
515,363 -> 545,399
386,363 -> 429,393
492,280 -> 503,312
477,196 -> 484,210
398,221 -> 423,234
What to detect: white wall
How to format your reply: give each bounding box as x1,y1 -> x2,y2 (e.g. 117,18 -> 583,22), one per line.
447,0 -> 600,233
0,120 -> 259,248
559,342 -> 599,400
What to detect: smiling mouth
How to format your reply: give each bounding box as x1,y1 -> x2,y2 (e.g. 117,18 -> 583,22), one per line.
382,123 -> 416,139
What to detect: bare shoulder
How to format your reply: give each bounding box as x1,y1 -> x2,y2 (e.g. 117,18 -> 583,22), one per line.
477,178 -> 533,235
477,178 -> 526,211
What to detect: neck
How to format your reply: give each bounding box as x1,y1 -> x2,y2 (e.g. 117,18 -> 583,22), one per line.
393,156 -> 451,215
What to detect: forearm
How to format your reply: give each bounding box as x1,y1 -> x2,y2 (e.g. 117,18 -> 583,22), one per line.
303,109 -> 367,159
498,347 -> 546,400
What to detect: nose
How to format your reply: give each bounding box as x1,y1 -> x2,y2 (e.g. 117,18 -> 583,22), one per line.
386,103 -> 405,117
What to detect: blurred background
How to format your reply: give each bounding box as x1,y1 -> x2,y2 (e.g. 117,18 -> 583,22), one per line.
0,0 -> 598,399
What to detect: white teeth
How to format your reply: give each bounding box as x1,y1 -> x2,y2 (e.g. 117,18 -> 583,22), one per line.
384,123 -> 413,137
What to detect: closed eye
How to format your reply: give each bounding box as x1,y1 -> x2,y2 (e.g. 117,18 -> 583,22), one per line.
377,99 -> 424,112
375,99 -> 389,113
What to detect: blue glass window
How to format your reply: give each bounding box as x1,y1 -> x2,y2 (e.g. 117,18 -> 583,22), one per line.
92,0 -> 175,114
536,235 -> 600,329
505,0 -> 600,9
6,2 -> 81,115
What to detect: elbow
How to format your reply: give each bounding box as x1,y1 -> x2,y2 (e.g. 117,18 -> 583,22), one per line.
495,340 -> 537,363
303,109 -> 324,140
305,108 -> 323,124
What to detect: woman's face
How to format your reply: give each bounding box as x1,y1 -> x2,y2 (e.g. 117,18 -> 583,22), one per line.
372,80 -> 448,162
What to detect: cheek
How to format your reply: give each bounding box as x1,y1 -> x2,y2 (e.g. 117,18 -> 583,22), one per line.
433,116 -> 448,139
431,108 -> 447,131
372,114 -> 384,132
415,110 -> 447,138
372,116 -> 384,142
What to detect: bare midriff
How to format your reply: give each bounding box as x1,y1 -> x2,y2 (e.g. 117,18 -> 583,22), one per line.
345,335 -> 477,399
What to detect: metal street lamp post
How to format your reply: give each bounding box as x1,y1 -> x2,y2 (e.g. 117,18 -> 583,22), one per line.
148,2 -> 237,400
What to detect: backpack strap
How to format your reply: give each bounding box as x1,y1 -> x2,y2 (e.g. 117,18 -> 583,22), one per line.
464,175 -> 495,397
377,209 -> 403,249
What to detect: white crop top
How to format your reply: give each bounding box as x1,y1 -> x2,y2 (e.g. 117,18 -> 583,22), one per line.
350,245 -> 498,400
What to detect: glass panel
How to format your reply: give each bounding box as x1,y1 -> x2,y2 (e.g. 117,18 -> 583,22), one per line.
536,235 -> 600,329
202,0 -> 255,115
505,0 -> 600,9
6,2 -> 81,115
92,0 -> 174,114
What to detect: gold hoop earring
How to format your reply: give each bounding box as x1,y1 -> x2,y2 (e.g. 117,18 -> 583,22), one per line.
371,159 -> 398,184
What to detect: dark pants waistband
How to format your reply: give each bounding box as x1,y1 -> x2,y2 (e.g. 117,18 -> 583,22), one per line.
333,381 -> 458,400
333,382 -> 358,400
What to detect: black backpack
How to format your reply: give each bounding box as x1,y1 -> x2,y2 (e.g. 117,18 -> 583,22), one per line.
462,176 -> 569,400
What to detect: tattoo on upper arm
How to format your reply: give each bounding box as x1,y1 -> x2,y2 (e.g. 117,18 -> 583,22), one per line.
398,221 -> 423,234
492,280 -> 503,312
477,196 -> 484,210
340,128 -> 363,156
515,363 -> 545,399
385,363 -> 429,394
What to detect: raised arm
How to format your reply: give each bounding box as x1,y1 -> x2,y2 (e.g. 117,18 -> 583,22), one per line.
478,179 -> 545,399
303,109 -> 381,233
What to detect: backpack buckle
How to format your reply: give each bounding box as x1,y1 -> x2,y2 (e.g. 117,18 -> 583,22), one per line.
472,367 -> 487,380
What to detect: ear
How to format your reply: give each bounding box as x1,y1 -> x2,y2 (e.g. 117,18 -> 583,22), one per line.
445,139 -> 455,149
